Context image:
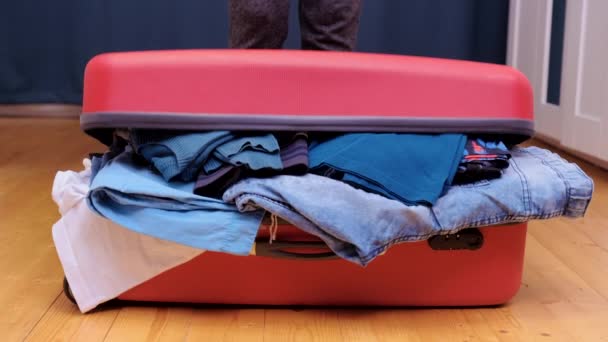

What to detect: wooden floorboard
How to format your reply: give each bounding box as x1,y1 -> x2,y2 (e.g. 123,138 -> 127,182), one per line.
1,117 -> 607,341
23,295 -> 119,342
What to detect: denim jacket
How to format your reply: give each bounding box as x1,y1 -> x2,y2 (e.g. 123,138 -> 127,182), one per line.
224,147 -> 593,266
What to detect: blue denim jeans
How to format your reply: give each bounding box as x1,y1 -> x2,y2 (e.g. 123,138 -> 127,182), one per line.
203,133 -> 282,173
130,130 -> 283,182
130,130 -> 234,181
223,147 -> 593,266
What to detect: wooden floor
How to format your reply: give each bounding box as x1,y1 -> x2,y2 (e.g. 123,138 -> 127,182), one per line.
1,117 -> 607,341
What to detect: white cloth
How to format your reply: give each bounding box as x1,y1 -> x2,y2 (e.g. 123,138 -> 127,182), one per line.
51,160 -> 204,313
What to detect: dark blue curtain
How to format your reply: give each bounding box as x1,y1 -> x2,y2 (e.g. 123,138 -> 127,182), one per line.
0,0 -> 509,104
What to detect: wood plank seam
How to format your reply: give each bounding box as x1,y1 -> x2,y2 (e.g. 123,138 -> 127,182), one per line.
530,230 -> 608,303
102,308 -> 121,342
21,291 -> 64,341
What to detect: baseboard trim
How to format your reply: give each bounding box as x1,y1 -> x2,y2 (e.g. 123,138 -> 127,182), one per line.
0,104 -> 81,118
533,132 -> 608,171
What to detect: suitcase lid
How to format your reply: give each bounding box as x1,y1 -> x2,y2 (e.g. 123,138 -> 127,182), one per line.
80,49 -> 534,145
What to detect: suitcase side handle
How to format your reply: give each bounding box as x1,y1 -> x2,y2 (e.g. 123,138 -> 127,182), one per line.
427,228 -> 484,251
255,241 -> 339,260
255,228 -> 485,260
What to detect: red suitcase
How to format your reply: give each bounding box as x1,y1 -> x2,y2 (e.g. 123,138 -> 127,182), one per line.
71,49 -> 534,307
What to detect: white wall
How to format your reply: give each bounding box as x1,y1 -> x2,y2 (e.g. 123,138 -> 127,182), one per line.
507,0 -> 607,163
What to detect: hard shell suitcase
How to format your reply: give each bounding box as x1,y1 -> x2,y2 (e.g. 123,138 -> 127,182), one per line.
69,49 -> 534,307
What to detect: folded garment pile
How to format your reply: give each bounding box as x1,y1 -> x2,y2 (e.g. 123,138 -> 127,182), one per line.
52,130 -> 593,312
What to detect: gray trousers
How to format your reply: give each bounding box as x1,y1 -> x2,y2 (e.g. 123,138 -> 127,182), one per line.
229,0 -> 362,51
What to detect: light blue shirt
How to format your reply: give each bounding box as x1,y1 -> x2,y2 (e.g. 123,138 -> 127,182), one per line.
87,150 -> 265,255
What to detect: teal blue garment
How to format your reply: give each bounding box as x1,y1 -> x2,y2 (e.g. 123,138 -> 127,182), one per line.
87,150 -> 265,255
309,133 -> 467,206
203,134 -> 282,173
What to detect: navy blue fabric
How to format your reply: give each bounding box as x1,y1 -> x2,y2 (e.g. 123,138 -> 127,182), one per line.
0,0 -> 509,104
309,133 -> 467,206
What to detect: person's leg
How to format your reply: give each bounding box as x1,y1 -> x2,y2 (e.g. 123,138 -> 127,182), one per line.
229,0 -> 290,49
299,0 -> 362,51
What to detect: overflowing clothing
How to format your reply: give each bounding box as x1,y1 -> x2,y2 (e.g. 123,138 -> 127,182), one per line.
52,160 -> 205,313
130,130 -> 310,198
130,130 -> 235,182
224,146 -> 593,266
51,128 -> 594,312
194,133 -> 309,198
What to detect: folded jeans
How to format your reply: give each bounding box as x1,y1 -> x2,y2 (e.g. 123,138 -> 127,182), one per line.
224,146 -> 593,266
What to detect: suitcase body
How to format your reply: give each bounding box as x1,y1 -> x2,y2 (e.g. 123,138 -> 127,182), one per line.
118,223 -> 527,307
77,49 -> 534,307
